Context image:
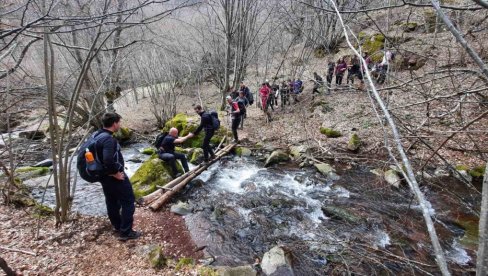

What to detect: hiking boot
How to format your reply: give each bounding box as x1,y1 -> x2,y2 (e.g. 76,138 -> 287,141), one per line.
119,230 -> 142,241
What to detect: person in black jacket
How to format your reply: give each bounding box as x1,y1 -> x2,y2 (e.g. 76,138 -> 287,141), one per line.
158,127 -> 191,177
97,113 -> 141,241
189,105 -> 216,163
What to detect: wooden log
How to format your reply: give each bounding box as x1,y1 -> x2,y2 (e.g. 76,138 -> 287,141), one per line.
148,143 -> 235,211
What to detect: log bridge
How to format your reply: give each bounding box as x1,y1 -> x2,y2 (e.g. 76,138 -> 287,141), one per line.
141,142 -> 236,211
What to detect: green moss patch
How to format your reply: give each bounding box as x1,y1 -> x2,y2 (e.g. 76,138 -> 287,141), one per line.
320,127 -> 342,138
175,257 -> 194,271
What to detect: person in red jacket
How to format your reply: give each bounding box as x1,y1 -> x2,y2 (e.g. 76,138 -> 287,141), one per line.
335,57 -> 347,86
259,82 -> 271,111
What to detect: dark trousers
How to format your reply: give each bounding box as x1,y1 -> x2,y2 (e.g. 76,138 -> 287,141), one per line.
240,112 -> 246,129
231,116 -> 241,141
159,152 -> 189,175
280,92 -> 289,107
203,129 -> 215,161
100,176 -> 135,235
336,74 -> 344,85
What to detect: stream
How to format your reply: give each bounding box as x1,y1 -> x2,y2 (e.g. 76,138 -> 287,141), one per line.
24,144 -> 477,274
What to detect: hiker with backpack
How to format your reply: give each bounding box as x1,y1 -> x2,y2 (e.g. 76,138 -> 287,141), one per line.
326,61 -> 335,92
189,105 -> 219,163
239,81 -> 254,105
77,113 -> 141,241
292,78 -> 302,103
347,56 -> 362,86
235,91 -> 248,129
157,128 -> 191,178
377,50 -> 394,85
280,81 -> 290,108
226,95 -> 241,143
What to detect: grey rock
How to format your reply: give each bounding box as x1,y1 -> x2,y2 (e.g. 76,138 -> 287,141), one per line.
33,159 -> 53,167
264,150 -> 290,167
384,170 -> 401,188
215,265 -> 257,276
261,246 -> 294,276
170,201 -> 192,216
19,130 -> 45,140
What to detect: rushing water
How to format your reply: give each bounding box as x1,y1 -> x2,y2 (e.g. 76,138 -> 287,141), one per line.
24,145 -> 474,273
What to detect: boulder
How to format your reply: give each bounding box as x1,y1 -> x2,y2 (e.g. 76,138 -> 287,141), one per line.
384,169 -> 401,188
216,265 -> 257,276
236,147 -> 252,157
314,163 -> 334,177
170,201 -> 192,216
189,148 -> 204,164
402,22 -> 418,32
113,127 -> 133,142
370,168 -> 383,176
264,150 -> 290,167
130,155 -> 181,198
347,134 -> 361,152
261,246 -> 294,276
19,130 -> 45,140
319,127 -> 341,138
359,32 -> 385,62
289,145 -> 307,160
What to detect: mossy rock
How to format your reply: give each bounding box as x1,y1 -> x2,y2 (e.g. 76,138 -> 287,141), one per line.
455,215 -> 479,250
347,134 -> 361,152
34,203 -> 54,217
361,33 -> 385,62
313,45 -> 327,58
141,148 -> 156,155
175,257 -> 194,271
455,165 -> 469,172
236,147 -> 252,157
264,150 -> 290,167
15,166 -> 50,180
320,127 -> 341,138
423,10 -> 437,33
162,113 -> 227,149
310,100 -> 333,113
113,127 -> 133,142
469,165 -> 486,178
402,22 -> 418,32
189,148 -> 204,164
322,206 -> 361,224
129,155 -> 182,199
148,246 -> 166,269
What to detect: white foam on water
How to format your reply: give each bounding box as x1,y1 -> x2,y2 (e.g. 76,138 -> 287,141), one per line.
333,186 -> 350,198
213,163 -> 262,193
447,240 -> 471,266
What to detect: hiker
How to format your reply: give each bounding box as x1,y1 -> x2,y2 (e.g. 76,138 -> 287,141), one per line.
347,56 -> 361,85
312,72 -> 323,94
226,95 -> 241,143
239,81 -> 253,105
335,58 -> 347,86
271,82 -> 280,106
292,78 -> 302,103
189,105 -> 216,163
229,86 -> 238,99
259,82 -> 271,111
326,61 -> 335,92
158,127 -> 191,178
280,81 -> 290,107
97,113 -> 140,241
235,90 -> 249,129
377,50 -> 393,85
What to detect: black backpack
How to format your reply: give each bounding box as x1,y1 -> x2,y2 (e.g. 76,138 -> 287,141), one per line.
209,111 -> 220,130
76,131 -> 111,183
247,91 -> 254,105
154,132 -> 168,149
237,100 -> 247,114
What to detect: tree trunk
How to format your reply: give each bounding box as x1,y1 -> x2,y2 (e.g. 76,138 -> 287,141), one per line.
477,162 -> 488,275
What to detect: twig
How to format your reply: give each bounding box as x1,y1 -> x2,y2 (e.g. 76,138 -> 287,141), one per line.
0,246 -> 37,256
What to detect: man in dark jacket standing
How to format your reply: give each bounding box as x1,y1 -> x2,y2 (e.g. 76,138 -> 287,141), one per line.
190,105 -> 216,163
97,113 -> 140,241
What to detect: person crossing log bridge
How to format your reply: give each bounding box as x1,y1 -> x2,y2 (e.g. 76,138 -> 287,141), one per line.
141,142 -> 236,211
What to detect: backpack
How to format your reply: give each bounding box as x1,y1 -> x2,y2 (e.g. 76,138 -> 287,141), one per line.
247,91 -> 254,105
237,100 -> 247,114
76,131 -> 111,183
390,52 -> 396,60
209,111 -> 220,130
154,132 -> 168,149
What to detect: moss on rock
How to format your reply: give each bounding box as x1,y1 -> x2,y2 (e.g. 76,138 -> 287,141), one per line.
361,33 -> 385,62
347,134 -> 361,152
469,165 -> 486,178
148,246 -> 166,269
141,148 -> 156,155
320,127 -> 342,138
236,147 -> 252,157
113,127 -> 133,142
175,257 -> 194,271
189,148 -> 204,164
15,166 -> 50,180
264,150 -> 290,167
130,155 -> 182,199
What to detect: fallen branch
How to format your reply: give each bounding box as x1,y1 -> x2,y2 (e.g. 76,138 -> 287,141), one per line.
0,246 -> 36,256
